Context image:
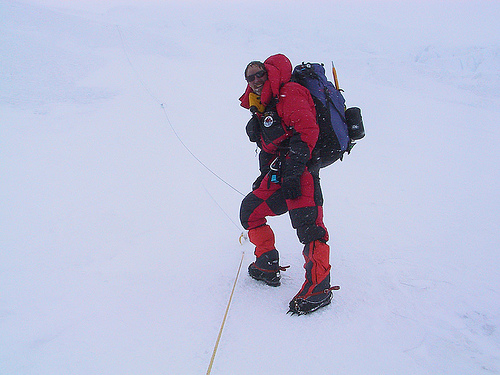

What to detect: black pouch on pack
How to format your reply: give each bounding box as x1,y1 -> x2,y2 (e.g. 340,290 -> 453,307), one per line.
345,107 -> 365,140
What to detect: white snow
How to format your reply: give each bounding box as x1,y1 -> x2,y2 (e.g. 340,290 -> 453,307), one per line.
1,0 -> 499,374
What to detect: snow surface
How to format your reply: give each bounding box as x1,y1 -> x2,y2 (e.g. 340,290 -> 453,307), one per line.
1,0 -> 499,374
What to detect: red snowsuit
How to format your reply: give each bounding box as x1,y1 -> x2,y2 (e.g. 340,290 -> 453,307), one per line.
239,54 -> 331,298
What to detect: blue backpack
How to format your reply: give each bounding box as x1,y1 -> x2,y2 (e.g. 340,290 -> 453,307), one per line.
291,62 -> 364,168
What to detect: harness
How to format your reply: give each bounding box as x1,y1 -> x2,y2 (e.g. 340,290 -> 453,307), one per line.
258,97 -> 292,186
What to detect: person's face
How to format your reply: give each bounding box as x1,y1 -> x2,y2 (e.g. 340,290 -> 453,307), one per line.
246,65 -> 267,95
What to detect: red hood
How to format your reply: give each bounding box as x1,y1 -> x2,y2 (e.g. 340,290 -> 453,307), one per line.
239,54 -> 293,109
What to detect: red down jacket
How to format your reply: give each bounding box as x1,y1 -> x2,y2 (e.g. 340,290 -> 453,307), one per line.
239,54 -> 319,177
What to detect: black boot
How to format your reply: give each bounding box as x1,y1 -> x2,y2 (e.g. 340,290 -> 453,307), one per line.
288,289 -> 334,315
248,249 -> 281,287
288,282 -> 340,315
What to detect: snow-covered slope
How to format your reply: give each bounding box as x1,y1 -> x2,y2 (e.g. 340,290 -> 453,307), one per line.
1,1 -> 499,374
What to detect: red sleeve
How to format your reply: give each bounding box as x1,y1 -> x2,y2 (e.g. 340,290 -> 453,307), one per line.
278,83 -> 319,154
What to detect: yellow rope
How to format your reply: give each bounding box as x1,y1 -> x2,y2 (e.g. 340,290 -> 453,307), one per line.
206,251 -> 245,374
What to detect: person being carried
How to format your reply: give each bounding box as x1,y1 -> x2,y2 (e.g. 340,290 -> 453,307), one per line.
239,53 -> 336,315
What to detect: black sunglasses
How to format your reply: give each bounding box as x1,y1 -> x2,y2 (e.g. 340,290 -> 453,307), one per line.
246,70 -> 267,82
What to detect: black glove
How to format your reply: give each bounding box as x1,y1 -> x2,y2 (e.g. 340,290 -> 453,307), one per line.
246,116 -> 261,143
281,175 -> 301,200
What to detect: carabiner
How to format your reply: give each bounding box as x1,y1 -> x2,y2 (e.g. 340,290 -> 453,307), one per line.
270,157 -> 280,171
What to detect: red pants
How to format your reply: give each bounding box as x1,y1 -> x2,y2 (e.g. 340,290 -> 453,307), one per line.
240,168 -> 329,246
240,168 -> 331,296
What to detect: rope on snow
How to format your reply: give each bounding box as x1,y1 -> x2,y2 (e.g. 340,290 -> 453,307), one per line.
206,251 -> 245,375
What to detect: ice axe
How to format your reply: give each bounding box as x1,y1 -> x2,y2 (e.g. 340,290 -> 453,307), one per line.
331,61 -> 343,91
